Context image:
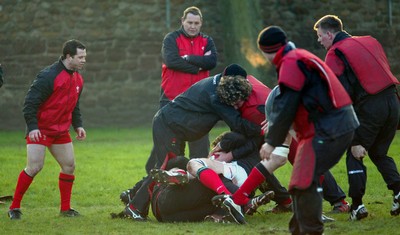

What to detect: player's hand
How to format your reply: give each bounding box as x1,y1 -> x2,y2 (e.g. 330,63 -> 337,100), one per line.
28,129 -> 42,142
75,127 -> 86,141
351,145 -> 367,161
260,142 -> 274,161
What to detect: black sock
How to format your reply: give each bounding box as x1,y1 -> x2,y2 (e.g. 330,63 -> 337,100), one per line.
391,181 -> 400,196
351,198 -> 362,210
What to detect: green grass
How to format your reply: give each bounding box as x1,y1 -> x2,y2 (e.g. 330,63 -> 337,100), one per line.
1,126 -> 400,234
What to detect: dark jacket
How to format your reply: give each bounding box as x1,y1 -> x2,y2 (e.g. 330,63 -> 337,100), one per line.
161,74 -> 261,142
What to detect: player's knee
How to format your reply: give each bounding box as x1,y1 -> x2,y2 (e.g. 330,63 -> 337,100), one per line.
187,158 -> 206,175
186,159 -> 197,175
25,165 -> 43,177
62,162 -> 75,174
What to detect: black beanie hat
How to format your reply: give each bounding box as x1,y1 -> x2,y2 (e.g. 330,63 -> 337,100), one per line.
258,26 -> 287,53
222,63 -> 247,78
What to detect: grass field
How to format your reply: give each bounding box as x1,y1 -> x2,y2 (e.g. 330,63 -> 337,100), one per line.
1,126 -> 400,234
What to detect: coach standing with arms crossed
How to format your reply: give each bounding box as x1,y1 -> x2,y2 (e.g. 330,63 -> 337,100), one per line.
159,6 -> 217,162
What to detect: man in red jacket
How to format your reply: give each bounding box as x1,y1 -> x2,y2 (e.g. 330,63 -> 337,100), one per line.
8,39 -> 87,220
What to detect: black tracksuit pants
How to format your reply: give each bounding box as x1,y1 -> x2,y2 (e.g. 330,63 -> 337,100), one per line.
347,91 -> 400,203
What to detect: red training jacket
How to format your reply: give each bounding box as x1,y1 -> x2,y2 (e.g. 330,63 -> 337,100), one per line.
23,59 -> 84,136
161,28 -> 217,101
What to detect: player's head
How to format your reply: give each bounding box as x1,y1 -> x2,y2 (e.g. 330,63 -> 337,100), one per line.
258,26 -> 287,56
62,39 -> 86,60
182,6 -> 202,20
222,63 -> 247,78
181,6 -> 202,37
62,39 -> 86,71
218,64 -> 251,109
313,15 -> 343,33
211,131 -> 247,152
313,15 -> 343,50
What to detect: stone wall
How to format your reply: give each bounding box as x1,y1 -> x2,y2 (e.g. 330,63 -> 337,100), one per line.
0,0 -> 399,130
258,0 -> 400,75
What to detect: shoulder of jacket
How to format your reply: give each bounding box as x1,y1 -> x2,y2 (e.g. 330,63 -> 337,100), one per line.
198,32 -> 212,39
38,62 -> 62,79
166,29 -> 183,38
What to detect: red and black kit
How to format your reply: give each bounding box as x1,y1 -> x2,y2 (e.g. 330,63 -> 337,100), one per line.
326,32 -> 400,209
267,44 -> 359,234
23,59 -> 84,136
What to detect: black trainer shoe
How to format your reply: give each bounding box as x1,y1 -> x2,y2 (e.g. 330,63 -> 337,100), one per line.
120,189 -> 135,205
211,194 -> 228,209
124,205 -> 147,222
8,209 -> 22,220
211,194 -> 246,225
349,204 -> 368,221
221,196 -> 246,224
150,168 -> 189,185
60,208 -> 80,217
243,190 -> 275,215
391,192 -> 400,216
120,178 -> 145,205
